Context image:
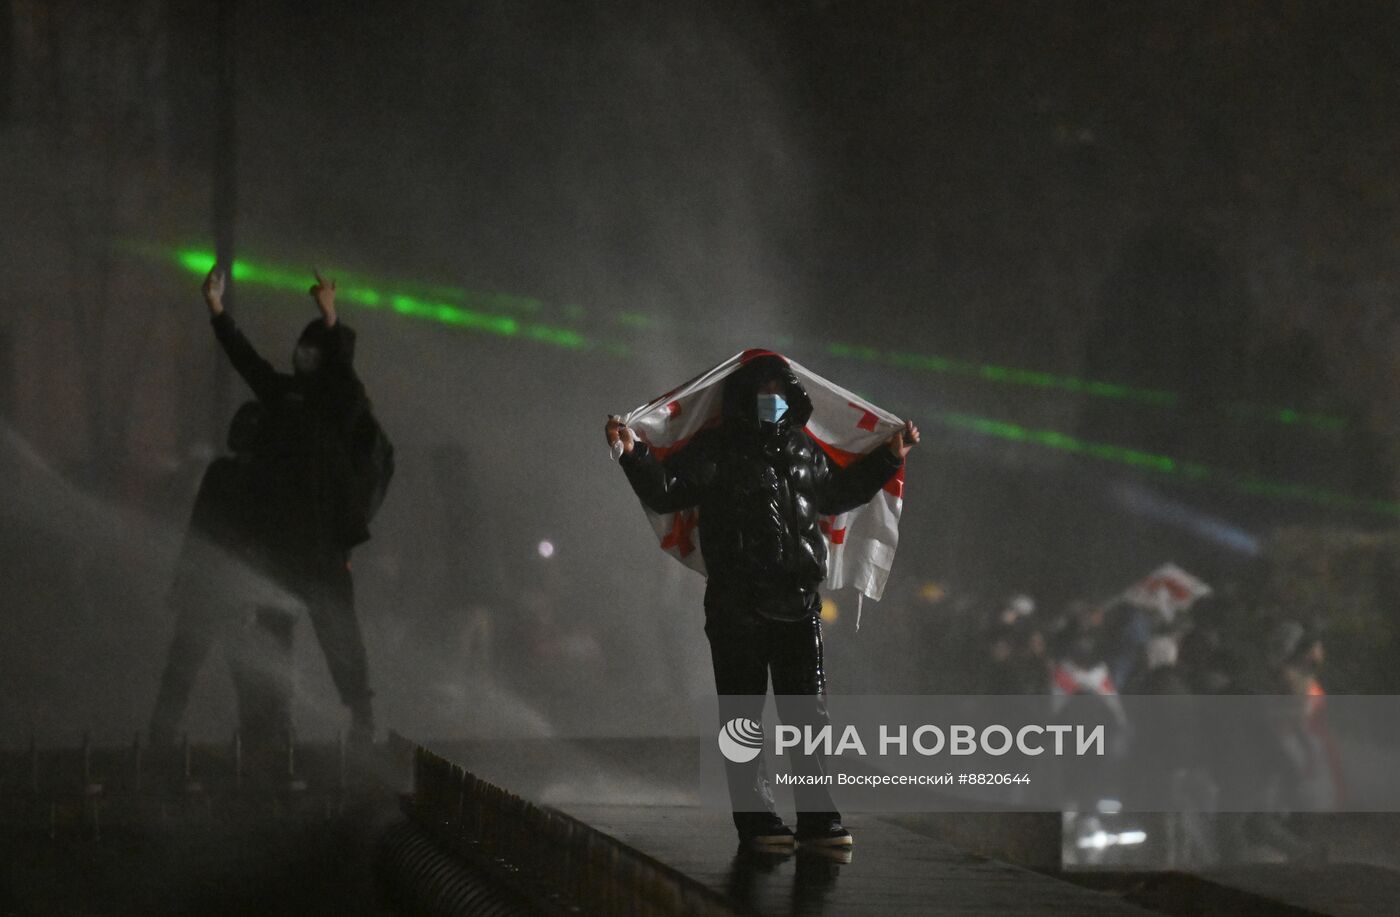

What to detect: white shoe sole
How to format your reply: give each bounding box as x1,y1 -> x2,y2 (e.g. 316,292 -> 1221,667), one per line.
798,833 -> 853,847
748,835 -> 796,847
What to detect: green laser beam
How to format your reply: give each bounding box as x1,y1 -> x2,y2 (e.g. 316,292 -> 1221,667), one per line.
168,243 -> 1350,433
932,411 -> 1400,517
174,249 -> 587,350
152,243 -> 1393,518
829,341 -> 1348,432
172,246 -> 546,314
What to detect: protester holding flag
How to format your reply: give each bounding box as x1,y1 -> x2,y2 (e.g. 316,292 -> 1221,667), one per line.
1110,564 -> 1213,688
606,350 -> 918,849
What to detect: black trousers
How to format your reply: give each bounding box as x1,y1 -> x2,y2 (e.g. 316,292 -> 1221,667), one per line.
148,601 -> 296,754
151,549 -> 373,744
227,608 -> 296,764
148,598 -> 221,747
283,550 -> 374,729
705,606 -> 839,829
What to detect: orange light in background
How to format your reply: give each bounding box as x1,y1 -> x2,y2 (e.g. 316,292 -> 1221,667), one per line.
918,581 -> 946,604
820,597 -> 839,623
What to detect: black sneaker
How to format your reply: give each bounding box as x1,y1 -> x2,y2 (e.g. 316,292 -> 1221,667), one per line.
736,812 -> 796,848
796,816 -> 853,848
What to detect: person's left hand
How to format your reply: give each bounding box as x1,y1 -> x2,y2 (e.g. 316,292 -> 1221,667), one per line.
887,419 -> 920,459
606,415 -> 636,455
310,269 -> 337,326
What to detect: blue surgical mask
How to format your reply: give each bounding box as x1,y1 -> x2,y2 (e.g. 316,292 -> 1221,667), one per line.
756,393 -> 788,424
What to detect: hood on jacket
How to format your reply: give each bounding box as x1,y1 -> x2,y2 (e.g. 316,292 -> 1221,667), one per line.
720,351 -> 813,432
293,318 -> 356,378
226,400 -> 267,456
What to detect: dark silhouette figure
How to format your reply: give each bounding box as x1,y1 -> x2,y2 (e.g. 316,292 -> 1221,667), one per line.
149,400 -> 295,751
197,266 -> 391,743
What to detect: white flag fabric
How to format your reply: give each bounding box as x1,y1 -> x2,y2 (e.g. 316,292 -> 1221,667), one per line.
1122,563 -> 1212,621
615,349 -> 906,604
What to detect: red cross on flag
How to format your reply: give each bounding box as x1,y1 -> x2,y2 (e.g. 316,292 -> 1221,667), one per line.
1122,563 -> 1213,620
612,349 -> 907,603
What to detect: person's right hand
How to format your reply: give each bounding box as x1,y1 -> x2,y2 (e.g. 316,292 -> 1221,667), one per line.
606,415 -> 635,455
202,266 -> 226,315
310,269 -> 337,326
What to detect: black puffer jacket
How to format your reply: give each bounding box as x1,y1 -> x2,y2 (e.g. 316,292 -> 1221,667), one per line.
621,353 -> 903,621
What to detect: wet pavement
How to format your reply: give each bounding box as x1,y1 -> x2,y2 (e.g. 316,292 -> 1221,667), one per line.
565,804 -> 1154,916
1196,864 -> 1400,917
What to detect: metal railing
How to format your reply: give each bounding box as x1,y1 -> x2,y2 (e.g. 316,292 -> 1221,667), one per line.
401,740 -> 747,917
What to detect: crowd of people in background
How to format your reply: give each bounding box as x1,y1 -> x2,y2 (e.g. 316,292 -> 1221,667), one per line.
973,589 -> 1324,701
961,582 -> 1341,865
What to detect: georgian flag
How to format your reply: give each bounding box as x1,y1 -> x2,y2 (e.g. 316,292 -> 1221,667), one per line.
613,349 -> 906,609
1122,563 -> 1212,621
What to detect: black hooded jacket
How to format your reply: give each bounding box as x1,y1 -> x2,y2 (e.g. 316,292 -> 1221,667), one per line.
620,353 -> 903,621
212,312 -> 375,560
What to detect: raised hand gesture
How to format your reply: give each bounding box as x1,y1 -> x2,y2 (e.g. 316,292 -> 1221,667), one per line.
310,269 -> 337,326
202,266 -> 226,316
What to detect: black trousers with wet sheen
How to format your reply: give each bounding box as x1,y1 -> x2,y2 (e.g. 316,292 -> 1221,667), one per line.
704,607 -> 839,829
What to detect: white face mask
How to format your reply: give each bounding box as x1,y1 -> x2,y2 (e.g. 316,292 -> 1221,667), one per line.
756,393 -> 788,424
